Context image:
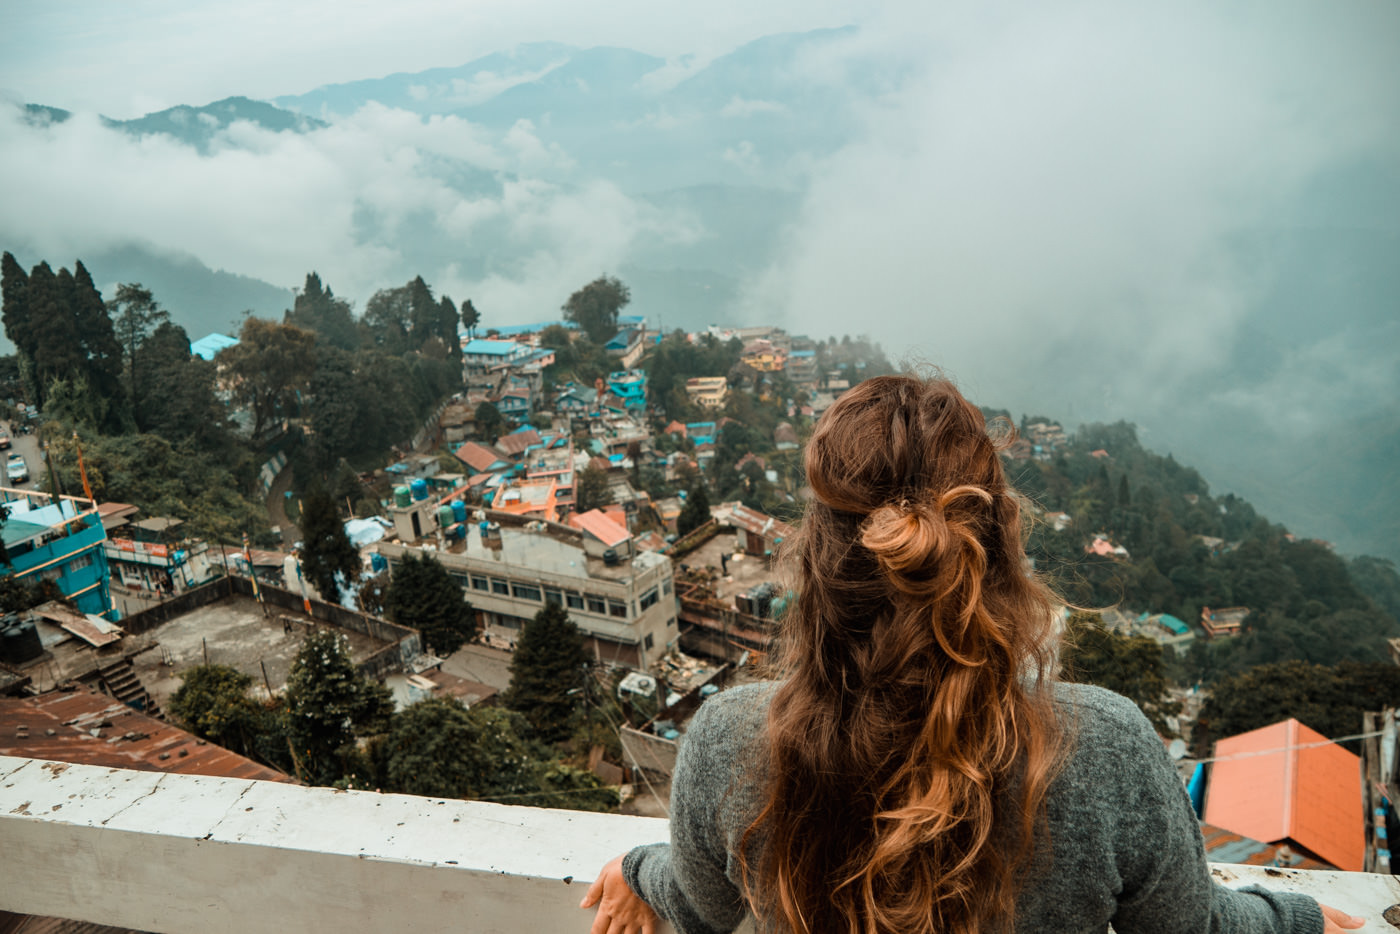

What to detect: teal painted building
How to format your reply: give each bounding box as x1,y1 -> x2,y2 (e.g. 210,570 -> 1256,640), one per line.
2,492 -> 114,619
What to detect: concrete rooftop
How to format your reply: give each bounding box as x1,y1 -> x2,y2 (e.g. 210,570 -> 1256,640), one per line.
131,595 -> 391,705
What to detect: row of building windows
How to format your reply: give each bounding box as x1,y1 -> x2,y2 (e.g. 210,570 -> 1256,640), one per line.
463,572 -> 638,620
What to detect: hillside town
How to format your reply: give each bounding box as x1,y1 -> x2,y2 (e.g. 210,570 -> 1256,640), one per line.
1,271 -> 1399,917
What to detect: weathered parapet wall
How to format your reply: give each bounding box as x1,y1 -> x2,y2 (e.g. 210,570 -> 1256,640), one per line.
119,575 -> 420,677
225,576 -> 422,671
2,756 -> 1397,933
120,576 -> 236,634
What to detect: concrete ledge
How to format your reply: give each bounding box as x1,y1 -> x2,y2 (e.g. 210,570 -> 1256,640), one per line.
2,755 -> 1397,933
0,755 -> 681,933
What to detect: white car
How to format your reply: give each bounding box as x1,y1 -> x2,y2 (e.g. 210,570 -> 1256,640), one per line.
6,453 -> 28,484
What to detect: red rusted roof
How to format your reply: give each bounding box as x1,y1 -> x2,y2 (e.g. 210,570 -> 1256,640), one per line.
454,441 -> 507,473
0,691 -> 293,784
1204,718 -> 1362,871
495,430 -> 542,457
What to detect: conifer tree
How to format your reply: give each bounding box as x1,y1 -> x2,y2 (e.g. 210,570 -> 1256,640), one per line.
382,552 -> 477,655
299,487 -> 360,604
460,298 -> 480,339
285,631 -> 392,785
677,480 -> 711,537
108,282 -> 169,429
504,602 -> 588,743
1,253 -> 35,400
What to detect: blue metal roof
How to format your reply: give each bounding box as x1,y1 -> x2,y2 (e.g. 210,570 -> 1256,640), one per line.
486,320 -> 577,337
190,332 -> 239,360
462,339 -> 523,356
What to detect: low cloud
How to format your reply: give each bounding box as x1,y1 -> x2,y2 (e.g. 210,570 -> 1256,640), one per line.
0,101 -> 686,317
750,3 -> 1400,432
720,97 -> 785,119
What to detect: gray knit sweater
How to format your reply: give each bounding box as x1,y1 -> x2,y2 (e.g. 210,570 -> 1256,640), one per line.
624,681 -> 1323,934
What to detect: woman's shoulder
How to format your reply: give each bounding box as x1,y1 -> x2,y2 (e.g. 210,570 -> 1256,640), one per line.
1052,680 -> 1148,719
685,681 -> 778,751
1051,681 -> 1167,753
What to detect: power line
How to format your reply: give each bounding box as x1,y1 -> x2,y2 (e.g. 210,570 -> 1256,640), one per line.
1190,728 -> 1384,765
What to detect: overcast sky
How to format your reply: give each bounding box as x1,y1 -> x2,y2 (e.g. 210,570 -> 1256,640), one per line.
0,0 -> 868,118
1,2 -> 1397,552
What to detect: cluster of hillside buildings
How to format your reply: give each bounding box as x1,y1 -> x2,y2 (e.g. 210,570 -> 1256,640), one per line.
3,312 -> 1389,910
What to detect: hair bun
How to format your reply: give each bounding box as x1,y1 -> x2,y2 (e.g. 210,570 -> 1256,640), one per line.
861,486 -> 994,598
860,502 -> 947,596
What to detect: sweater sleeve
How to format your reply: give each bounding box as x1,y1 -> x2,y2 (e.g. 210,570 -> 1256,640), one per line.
622,690 -> 757,934
1099,692 -> 1324,934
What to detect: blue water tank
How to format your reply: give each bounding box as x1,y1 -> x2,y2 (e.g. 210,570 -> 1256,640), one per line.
370,552 -> 388,573
452,499 -> 468,523
410,478 -> 428,501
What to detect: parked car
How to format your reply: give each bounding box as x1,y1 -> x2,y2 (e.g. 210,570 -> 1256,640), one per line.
0,431 -> 9,450
6,453 -> 28,484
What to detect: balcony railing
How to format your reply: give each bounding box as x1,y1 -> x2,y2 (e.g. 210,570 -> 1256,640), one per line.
2,754 -> 1397,933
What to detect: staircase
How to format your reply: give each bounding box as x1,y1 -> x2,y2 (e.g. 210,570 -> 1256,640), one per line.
97,658 -> 163,719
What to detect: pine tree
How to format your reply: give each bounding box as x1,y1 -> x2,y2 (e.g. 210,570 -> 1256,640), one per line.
1,253 -> 35,402
382,552 -> 477,655
107,281 -> 168,430
677,480 -> 711,537
299,487 -> 360,604
437,295 -> 461,358
460,299 -> 480,339
285,631 -> 392,785
504,602 -> 588,743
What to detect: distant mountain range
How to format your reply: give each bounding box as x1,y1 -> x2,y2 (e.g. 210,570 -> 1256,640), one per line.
24,97 -> 325,153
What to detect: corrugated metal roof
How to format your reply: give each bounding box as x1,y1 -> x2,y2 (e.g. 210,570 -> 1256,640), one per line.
0,691 -> 293,784
1199,821 -> 1331,870
1204,718 -> 1363,871
495,430 -> 542,457
31,603 -> 123,648
569,509 -> 630,548
0,910 -> 151,933
454,442 -> 507,473
188,332 -> 239,361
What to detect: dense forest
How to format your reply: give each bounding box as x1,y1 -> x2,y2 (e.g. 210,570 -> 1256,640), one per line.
998,417 -> 1400,686
0,257 -> 462,546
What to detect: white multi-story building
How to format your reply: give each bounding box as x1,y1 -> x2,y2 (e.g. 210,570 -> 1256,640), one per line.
377,500 -> 677,668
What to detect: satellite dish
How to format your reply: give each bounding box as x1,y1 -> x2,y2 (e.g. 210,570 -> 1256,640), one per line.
1168,739 -> 1188,760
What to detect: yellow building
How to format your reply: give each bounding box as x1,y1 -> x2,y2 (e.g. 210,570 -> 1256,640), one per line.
685,376 -> 728,409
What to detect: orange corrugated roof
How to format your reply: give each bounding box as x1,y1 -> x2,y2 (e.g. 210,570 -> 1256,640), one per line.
569,509 -> 630,548
1204,718 -> 1362,871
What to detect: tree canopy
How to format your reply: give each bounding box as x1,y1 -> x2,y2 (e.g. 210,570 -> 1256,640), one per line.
504,602 -> 588,743
169,664 -> 286,767
298,487 -> 359,604
1193,659 -> 1400,755
284,631 -> 392,785
1,253 -> 128,432
218,317 -> 317,439
383,552 -> 477,655
1061,612 -> 1181,734
677,481 -> 711,538
562,276 -> 630,343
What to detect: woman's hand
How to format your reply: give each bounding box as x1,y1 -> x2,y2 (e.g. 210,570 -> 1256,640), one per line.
1320,903 -> 1365,932
581,854 -> 661,934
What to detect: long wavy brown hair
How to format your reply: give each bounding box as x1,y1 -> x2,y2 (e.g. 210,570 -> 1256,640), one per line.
740,375 -> 1064,934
